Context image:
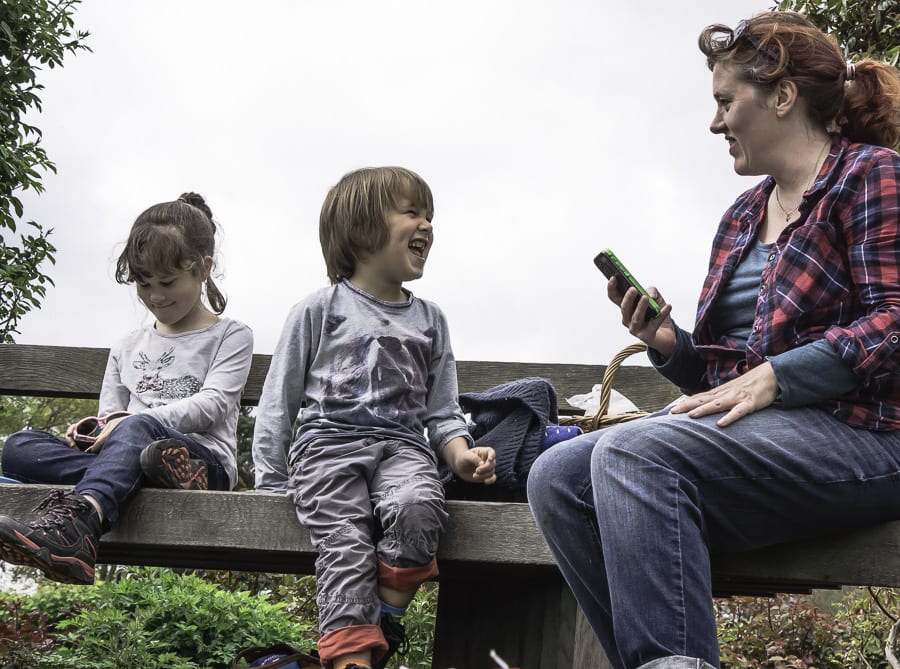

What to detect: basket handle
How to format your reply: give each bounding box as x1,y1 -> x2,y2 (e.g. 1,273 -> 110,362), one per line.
587,342 -> 648,431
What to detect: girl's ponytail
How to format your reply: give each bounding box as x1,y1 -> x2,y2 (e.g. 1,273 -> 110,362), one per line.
178,192 -> 227,315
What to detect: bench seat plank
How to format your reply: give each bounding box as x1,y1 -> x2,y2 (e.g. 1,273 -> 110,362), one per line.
0,485 -> 896,591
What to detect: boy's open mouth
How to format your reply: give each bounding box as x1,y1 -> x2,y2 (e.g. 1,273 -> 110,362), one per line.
409,240 -> 428,259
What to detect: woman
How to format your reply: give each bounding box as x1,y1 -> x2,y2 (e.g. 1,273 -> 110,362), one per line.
527,11 -> 900,669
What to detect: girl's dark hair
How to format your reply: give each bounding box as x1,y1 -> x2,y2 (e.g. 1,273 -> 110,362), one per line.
698,11 -> 900,150
115,192 -> 227,314
319,166 -> 434,284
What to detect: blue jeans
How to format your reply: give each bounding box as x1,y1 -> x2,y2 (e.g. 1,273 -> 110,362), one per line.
526,406 -> 900,669
1,414 -> 229,525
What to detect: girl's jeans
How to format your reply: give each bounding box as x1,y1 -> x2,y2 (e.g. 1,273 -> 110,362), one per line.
527,406 -> 900,669
1,413 -> 229,525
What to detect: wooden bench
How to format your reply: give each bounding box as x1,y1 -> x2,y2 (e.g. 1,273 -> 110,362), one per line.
1,344 -> 898,669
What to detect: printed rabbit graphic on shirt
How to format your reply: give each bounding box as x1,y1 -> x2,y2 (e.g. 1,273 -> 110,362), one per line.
133,348 -> 202,401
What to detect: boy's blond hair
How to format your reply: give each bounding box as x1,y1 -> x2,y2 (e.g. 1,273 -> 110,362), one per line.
319,166 -> 434,284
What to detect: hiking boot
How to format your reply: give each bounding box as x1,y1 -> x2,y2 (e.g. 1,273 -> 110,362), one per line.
0,489 -> 102,585
373,613 -> 409,669
140,439 -> 208,490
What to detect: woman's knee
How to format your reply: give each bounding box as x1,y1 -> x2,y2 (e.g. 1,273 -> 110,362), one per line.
526,447 -> 557,507
528,432 -> 597,498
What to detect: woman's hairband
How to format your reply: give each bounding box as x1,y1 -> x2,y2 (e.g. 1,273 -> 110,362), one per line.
845,61 -> 856,82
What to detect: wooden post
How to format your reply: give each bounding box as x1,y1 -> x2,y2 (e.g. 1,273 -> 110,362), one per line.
432,570 -> 613,669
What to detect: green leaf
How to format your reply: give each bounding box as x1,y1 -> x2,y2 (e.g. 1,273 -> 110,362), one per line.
0,1 -> 88,342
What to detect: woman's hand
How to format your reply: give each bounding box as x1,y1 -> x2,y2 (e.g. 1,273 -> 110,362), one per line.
607,276 -> 676,356
670,362 -> 780,427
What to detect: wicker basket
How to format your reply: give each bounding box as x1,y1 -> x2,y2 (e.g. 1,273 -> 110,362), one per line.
559,342 -> 650,432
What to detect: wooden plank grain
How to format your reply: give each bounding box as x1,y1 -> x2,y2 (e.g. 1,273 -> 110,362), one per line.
712,521 -> 900,589
0,344 -> 681,413
0,344 -> 108,398
1,485 -> 897,590
0,485 -> 556,571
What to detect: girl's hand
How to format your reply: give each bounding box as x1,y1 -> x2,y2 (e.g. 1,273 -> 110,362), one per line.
670,362 -> 779,427
64,421 -> 81,448
607,277 -> 676,356
88,415 -> 129,452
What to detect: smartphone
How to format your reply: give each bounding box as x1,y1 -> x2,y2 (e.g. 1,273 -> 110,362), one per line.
594,248 -> 662,319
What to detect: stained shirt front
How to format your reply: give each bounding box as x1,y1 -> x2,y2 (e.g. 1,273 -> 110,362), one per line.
660,136 -> 900,431
252,280 -> 472,491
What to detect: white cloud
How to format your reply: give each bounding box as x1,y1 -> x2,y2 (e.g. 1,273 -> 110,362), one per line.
13,0 -> 766,366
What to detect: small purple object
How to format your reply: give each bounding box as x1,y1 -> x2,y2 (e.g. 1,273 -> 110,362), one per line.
540,424 -> 582,451
250,655 -> 300,669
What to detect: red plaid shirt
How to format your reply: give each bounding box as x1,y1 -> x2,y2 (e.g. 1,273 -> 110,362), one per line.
691,136 -> 900,431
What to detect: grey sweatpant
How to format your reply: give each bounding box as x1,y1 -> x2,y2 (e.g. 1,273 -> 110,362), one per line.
288,436 -> 448,634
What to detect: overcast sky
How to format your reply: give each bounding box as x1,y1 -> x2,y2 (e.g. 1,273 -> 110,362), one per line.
11,0 -> 771,367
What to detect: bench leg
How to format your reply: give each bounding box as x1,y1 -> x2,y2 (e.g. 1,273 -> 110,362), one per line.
432,572 -> 612,669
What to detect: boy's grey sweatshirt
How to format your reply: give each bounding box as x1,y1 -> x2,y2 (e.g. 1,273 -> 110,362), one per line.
252,280 -> 471,493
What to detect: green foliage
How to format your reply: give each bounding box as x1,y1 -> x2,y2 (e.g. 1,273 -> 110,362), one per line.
0,0 -> 90,343
777,0 -> 900,65
0,395 -> 97,442
0,223 -> 55,343
394,582 -> 437,669
716,588 -> 899,668
235,406 -> 256,490
5,567 -> 895,668
49,607 -> 199,669
6,568 -> 314,669
832,587 -> 900,667
717,594 -> 849,667
0,597 -> 55,668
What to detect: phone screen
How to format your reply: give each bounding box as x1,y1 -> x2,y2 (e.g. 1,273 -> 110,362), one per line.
594,249 -> 661,319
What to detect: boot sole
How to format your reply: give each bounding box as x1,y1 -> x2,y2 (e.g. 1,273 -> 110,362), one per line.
140,439 -> 208,490
0,526 -> 95,585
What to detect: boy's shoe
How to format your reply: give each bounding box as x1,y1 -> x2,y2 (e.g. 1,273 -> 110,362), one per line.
232,643 -> 321,669
140,439 -> 208,490
373,613 -> 409,669
0,489 -> 101,585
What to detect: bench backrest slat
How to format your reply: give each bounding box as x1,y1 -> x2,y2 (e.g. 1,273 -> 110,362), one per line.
0,344 -> 683,413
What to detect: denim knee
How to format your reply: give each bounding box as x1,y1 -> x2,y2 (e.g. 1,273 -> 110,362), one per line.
2,430 -> 56,475
114,413 -> 161,437
1,430 -> 36,467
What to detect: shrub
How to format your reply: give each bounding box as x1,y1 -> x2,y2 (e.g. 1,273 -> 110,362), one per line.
716,588 -> 899,668
0,597 -> 55,668
8,568 -> 313,668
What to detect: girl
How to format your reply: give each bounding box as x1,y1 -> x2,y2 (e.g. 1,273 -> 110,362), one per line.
0,193 -> 253,585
